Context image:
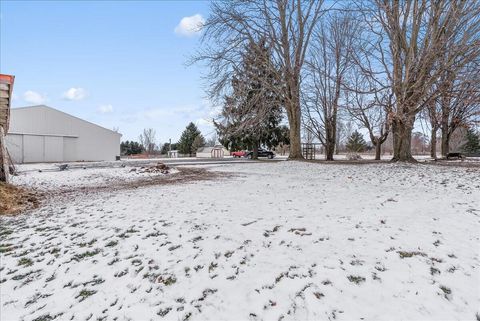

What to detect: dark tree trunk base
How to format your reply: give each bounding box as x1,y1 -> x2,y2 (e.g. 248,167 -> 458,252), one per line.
391,117 -> 415,163
390,156 -> 417,163
374,143 -> 381,161
287,155 -> 305,160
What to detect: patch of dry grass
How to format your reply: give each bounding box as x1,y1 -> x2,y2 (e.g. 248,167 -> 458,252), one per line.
0,182 -> 39,215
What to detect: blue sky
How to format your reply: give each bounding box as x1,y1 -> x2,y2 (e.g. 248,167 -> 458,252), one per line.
0,0 -> 216,144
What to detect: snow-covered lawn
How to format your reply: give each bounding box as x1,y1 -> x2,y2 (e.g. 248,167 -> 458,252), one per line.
10,164 -> 179,191
1,162 -> 479,320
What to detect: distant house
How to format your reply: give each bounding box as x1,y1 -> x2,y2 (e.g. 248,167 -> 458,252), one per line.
168,150 -> 179,158
6,105 -> 121,163
196,145 -> 230,158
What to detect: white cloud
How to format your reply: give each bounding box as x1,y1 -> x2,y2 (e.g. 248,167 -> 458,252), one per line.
98,104 -> 114,114
63,87 -> 87,101
23,90 -> 47,105
174,14 -> 205,37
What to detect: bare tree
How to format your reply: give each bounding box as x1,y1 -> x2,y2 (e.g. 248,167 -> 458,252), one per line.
438,63 -> 480,156
345,72 -> 391,160
449,126 -> 469,153
302,12 -> 359,160
335,119 -> 346,154
197,0 -> 326,159
335,120 -> 355,154
356,0 -> 480,161
205,135 -> 217,147
423,60 -> 480,158
411,131 -> 428,155
423,97 -> 441,159
139,128 -> 156,155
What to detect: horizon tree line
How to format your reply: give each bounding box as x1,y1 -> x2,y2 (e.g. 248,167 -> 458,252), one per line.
120,122 -> 213,156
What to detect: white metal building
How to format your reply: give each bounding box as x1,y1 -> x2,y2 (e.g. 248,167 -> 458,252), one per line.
6,105 -> 121,163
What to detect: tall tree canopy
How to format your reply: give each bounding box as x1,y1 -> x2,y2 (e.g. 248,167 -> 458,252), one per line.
120,141 -> 144,155
214,39 -> 285,156
178,123 -> 205,156
357,0 -> 480,161
198,0 -> 326,159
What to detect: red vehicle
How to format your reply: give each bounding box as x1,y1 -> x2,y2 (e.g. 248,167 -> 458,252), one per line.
231,150 -> 246,158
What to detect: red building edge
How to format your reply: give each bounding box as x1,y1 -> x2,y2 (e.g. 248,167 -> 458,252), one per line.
0,74 -> 14,182
0,74 -> 15,132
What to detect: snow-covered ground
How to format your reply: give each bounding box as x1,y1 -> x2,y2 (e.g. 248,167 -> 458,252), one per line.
10,164 -> 178,191
1,161 -> 479,321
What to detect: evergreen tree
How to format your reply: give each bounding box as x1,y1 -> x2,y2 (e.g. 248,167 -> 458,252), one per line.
192,135 -> 206,153
462,128 -> 480,155
120,140 -> 144,155
160,142 -> 178,155
269,125 -> 290,149
178,122 -> 205,156
346,131 -> 368,153
214,38 -> 284,158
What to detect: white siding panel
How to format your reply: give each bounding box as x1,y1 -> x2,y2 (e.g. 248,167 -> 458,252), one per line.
5,134 -> 23,163
63,137 -> 77,161
23,135 -> 44,163
44,136 -> 63,162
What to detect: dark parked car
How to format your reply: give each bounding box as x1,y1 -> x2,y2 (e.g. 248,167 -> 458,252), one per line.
446,152 -> 465,160
244,148 -> 275,159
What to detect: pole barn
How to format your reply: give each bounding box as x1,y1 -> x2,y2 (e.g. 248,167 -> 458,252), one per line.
6,105 -> 121,163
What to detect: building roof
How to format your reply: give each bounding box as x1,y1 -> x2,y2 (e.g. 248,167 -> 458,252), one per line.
10,105 -> 122,136
0,74 -> 14,131
197,146 -> 225,153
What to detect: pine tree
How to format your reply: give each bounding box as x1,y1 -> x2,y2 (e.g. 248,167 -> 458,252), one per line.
192,135 -> 206,153
346,131 -> 368,153
178,123 -> 205,156
160,142 -> 178,155
462,128 -> 480,155
214,38 -> 285,158
121,141 -> 144,155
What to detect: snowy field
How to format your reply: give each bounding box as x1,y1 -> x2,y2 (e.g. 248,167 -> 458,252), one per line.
9,164 -> 179,191
1,161 -> 479,320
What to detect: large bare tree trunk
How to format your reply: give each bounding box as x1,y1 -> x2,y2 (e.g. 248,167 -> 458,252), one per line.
430,127 -> 438,159
325,142 -> 335,161
374,142 -> 381,161
391,117 -> 415,162
287,111 -> 302,159
286,92 -> 303,159
325,122 -> 336,161
252,144 -> 259,160
441,126 -> 450,157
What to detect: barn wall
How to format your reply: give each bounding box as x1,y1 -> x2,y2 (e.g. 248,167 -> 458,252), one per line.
6,106 -> 121,163
23,135 -> 43,163
63,137 -> 77,162
5,134 -> 23,163
44,136 -> 63,162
